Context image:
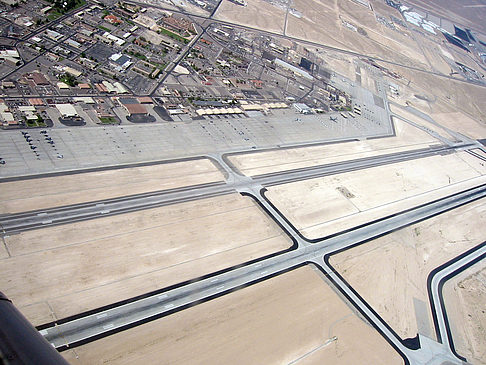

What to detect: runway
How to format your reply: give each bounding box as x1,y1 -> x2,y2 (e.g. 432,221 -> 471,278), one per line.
0,137 -> 483,365
0,144 -> 459,234
38,183 -> 486,365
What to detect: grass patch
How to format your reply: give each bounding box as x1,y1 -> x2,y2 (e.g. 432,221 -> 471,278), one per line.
99,116 -> 119,124
47,9 -> 63,21
47,0 -> 86,21
128,51 -> 147,61
59,73 -> 77,87
158,28 -> 189,44
98,25 -> 111,32
26,120 -> 46,128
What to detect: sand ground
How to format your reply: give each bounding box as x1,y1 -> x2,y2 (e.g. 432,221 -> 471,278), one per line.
0,240 -> 8,259
379,62 -> 486,125
443,260 -> 486,365
286,0 -> 429,70
265,152 -> 486,239
471,148 -> 486,159
0,194 -> 291,326
330,199 -> 486,340
431,111 -> 486,140
62,265 -> 403,365
228,117 -> 438,176
214,0 -> 286,34
0,159 -> 223,214
389,104 -> 458,141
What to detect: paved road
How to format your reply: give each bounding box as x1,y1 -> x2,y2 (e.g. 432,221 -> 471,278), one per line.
124,0 -> 486,89
0,144 -> 460,234
39,183 -> 486,365
427,242 -> 486,362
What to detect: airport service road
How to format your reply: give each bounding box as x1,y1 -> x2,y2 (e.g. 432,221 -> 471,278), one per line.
428,242 -> 486,360
0,144 -> 458,234
40,184 -> 486,365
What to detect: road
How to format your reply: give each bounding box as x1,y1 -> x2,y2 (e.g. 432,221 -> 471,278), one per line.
124,0 -> 486,89
0,3 -> 91,83
0,137 -> 482,364
0,144 -> 460,234
427,242 -> 486,362
38,183 -> 486,365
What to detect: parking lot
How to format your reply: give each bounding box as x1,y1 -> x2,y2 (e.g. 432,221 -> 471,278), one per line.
0,105 -> 392,177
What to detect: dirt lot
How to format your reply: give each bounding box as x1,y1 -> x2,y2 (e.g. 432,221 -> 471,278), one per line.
0,194 -> 291,326
0,158 -> 223,214
228,117 -> 438,176
442,260 -> 486,365
265,152 -> 486,239
330,199 -> 486,340
214,0 -> 286,34
62,265 -> 403,365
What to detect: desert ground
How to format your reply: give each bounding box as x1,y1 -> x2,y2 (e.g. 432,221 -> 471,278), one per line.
265,152 -> 486,239
0,194 -> 291,326
215,0 -> 439,76
286,0 -> 430,70
443,260 -> 486,365
0,158 -> 223,214
471,148 -> 486,158
228,117 -> 438,176
389,104 -> 459,141
62,265 -> 403,365
430,111 -> 486,140
379,61 -> 486,126
390,90 -> 486,140
214,0 -> 286,34
315,50 -> 357,81
329,199 -> 486,340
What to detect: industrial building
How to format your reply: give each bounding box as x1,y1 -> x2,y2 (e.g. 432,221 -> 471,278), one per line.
55,104 -> 79,118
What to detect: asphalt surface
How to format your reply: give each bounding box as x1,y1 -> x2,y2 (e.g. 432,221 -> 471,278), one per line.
38,183 -> 486,365
124,0 -> 486,89
427,242 -> 486,362
0,144 -> 459,234
0,140 -> 482,364
0,2 -> 483,363
0,125 -> 482,365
